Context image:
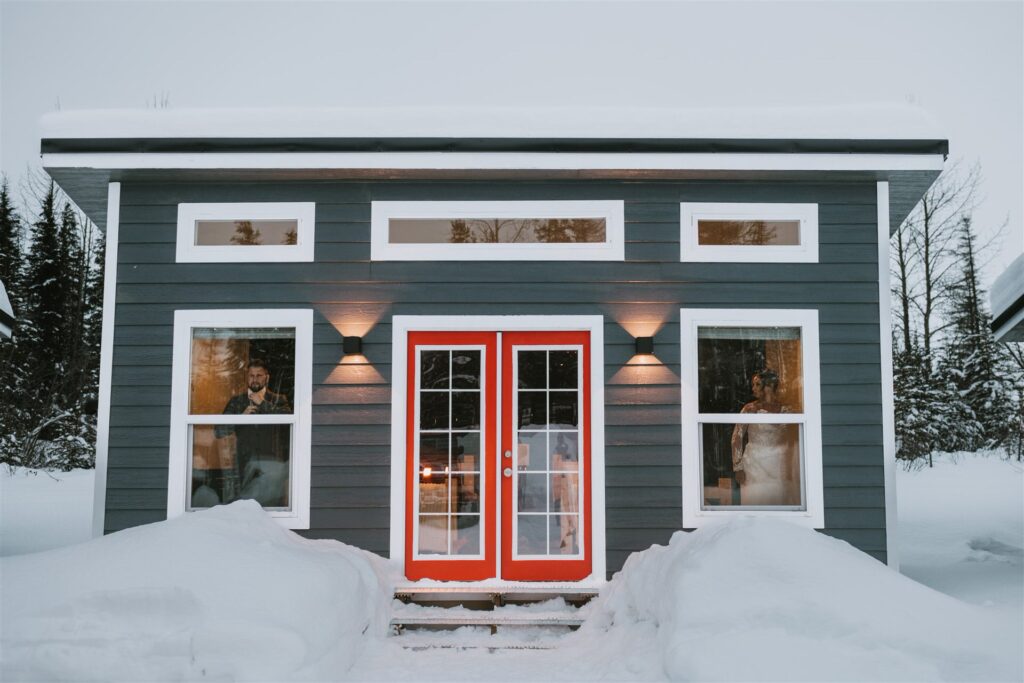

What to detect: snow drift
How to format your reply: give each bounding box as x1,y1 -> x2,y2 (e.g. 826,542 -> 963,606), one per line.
585,517 -> 1020,682
0,501 -> 388,682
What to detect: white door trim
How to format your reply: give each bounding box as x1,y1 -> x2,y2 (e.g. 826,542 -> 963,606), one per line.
389,315 -> 606,584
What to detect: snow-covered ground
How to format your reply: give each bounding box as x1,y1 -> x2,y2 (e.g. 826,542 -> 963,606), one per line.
1,454 -> 1021,681
0,468 -> 94,556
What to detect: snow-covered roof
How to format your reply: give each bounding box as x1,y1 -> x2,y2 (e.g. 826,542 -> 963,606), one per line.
40,104 -> 945,143
991,253 -> 1024,341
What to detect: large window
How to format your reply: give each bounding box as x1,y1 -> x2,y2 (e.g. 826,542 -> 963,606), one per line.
176,203 -> 316,262
680,202 -> 818,263
680,308 -> 824,528
168,309 -> 313,528
371,201 -> 625,261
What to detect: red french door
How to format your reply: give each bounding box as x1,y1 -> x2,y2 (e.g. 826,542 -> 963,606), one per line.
404,330 -> 592,582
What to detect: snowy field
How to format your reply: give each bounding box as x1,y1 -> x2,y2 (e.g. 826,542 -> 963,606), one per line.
1,453 -> 1021,682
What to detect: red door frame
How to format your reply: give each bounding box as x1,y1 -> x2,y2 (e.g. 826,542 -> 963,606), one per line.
501,331 -> 592,581
404,332 -> 498,581
404,330 -> 592,582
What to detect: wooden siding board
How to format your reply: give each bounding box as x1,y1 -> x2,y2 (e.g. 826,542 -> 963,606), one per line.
107,179 -> 889,569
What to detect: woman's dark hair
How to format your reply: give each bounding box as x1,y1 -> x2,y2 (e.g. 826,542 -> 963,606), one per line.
754,368 -> 779,390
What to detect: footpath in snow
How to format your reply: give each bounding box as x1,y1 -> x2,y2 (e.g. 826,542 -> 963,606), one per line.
1,454 -> 1021,681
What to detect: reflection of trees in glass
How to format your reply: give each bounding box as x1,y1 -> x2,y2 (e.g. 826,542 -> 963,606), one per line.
282,228 -> 298,245
446,218 -> 605,243
230,220 -> 263,245
702,220 -> 778,245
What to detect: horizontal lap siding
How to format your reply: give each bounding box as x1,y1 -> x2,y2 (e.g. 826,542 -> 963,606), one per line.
106,180 -> 887,570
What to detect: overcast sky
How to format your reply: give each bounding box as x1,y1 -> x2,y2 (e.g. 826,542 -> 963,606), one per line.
1,0 -> 1021,285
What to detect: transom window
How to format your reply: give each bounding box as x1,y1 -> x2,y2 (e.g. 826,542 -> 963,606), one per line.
168,309 -> 313,528
176,202 -> 316,262
680,202 -> 818,263
371,201 -> 624,261
680,308 -> 824,528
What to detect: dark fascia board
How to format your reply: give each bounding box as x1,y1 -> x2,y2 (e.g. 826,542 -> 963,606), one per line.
992,296 -> 1024,338
0,308 -> 14,331
41,136 -> 950,156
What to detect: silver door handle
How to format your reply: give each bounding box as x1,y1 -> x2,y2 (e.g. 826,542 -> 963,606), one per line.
503,467 -> 513,478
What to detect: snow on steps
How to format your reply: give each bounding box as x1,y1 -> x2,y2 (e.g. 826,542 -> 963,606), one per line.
389,586 -> 599,650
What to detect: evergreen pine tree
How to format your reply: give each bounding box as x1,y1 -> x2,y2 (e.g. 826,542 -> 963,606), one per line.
941,216 -> 1013,449
894,342 -> 981,464
0,177 -> 23,301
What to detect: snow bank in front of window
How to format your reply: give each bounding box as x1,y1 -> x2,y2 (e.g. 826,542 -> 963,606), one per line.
0,500 -> 392,682
584,517 -> 1020,682
39,104 -> 944,141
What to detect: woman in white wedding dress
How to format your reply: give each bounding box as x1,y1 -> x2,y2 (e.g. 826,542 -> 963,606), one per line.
731,369 -> 799,506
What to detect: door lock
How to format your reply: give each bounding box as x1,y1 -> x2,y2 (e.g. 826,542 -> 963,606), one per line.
503,467 -> 513,478
504,450 -> 512,458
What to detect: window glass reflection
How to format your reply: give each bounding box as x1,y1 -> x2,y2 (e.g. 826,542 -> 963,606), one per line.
390,218 -> 606,244
697,327 -> 803,414
701,423 -> 802,508
190,424 -> 290,509
195,219 -> 298,246
697,220 -> 801,246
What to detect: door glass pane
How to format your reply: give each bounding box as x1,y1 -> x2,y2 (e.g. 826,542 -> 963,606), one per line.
451,474 -> 480,513
518,391 -> 547,428
517,432 -> 548,471
419,433 -> 449,472
452,432 -> 479,471
550,473 -> 578,513
548,351 -> 578,388
513,345 -> 584,558
517,515 -> 547,555
550,432 -> 579,471
415,345 -> 484,558
549,392 -> 578,428
419,392 -> 449,431
550,515 -> 579,555
451,350 -> 481,389
697,326 -> 803,414
701,422 -> 803,509
451,391 -> 481,430
418,515 -> 448,555
517,473 -> 547,513
452,516 -> 481,555
420,350 -> 450,389
518,351 -> 547,388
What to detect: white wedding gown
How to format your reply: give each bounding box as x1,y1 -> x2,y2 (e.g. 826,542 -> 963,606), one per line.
739,422 -> 796,506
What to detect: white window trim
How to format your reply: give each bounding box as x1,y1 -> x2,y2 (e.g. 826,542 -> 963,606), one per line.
167,308 -> 313,529
390,315 -> 606,586
371,200 -> 624,261
680,202 -> 819,263
175,202 -> 316,263
680,307 -> 825,529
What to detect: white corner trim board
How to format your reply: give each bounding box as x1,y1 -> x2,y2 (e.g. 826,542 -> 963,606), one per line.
679,307 -> 825,529
167,308 -> 313,529
877,182 -> 900,570
680,202 -> 819,263
389,315 -> 607,583
42,151 -> 947,173
92,182 -> 120,537
370,200 -> 625,261
175,202 -> 316,263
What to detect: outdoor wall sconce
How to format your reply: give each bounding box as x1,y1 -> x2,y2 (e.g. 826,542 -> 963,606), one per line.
343,336 -> 363,355
635,336 -> 654,355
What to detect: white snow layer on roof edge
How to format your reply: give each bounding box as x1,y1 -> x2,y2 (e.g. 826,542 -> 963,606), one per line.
0,280 -> 13,318
39,104 -> 945,141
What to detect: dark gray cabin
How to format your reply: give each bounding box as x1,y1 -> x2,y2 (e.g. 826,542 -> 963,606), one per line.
43,106 -> 946,582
